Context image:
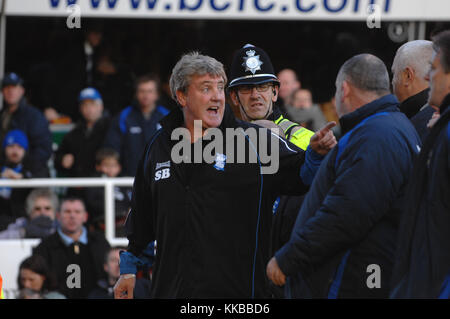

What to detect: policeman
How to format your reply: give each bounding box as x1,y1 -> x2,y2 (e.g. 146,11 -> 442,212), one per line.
228,45 -> 336,298
114,52 -> 337,299
228,44 -> 335,153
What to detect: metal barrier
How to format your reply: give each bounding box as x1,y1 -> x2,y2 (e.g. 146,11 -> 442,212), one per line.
0,177 -> 134,246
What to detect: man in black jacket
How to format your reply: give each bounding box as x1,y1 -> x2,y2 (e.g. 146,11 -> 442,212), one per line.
55,87 -> 110,177
114,52 -> 336,299
391,40 -> 435,141
0,73 -> 52,176
390,30 -> 450,299
33,197 -> 110,299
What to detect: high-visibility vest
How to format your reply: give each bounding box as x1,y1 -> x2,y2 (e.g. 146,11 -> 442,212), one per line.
274,115 -> 315,151
0,274 -> 4,299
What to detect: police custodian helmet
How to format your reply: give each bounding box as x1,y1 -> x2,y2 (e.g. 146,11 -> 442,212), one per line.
228,44 -> 280,89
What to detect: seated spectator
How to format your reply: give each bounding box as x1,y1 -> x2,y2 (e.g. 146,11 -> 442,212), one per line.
0,188 -> 59,239
17,255 -> 66,299
286,88 -> 328,132
88,247 -> 151,299
54,87 -> 110,177
277,68 -> 301,112
0,72 -> 52,176
83,148 -> 131,236
33,197 -> 111,299
104,74 -> 169,176
0,130 -> 48,230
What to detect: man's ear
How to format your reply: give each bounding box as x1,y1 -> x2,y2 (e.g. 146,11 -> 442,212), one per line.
229,90 -> 239,107
176,90 -> 187,108
342,80 -> 351,100
404,67 -> 414,85
272,86 -> 279,103
83,212 -> 89,224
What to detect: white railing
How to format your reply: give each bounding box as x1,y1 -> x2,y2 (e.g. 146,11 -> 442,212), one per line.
0,177 -> 134,246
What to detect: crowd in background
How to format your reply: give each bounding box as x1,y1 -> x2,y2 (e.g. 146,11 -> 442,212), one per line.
0,23 -> 449,299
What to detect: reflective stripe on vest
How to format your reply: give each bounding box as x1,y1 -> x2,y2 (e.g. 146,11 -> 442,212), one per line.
274,115 -> 314,151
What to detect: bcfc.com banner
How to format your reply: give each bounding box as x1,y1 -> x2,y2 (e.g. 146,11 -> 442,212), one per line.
4,0 -> 450,21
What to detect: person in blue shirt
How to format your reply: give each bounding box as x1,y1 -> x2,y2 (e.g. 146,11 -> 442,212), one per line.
104,74 -> 169,177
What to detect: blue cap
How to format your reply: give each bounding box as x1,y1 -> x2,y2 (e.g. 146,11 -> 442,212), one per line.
3,129 -> 28,150
78,87 -> 102,102
2,72 -> 24,88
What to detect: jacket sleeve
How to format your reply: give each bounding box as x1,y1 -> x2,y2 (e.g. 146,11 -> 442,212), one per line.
27,112 -> 52,174
275,133 -> 410,277
266,130 -> 321,196
54,131 -> 73,176
120,143 -> 155,275
103,115 -> 123,155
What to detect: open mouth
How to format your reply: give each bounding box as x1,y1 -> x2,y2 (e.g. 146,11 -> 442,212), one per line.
207,106 -> 219,114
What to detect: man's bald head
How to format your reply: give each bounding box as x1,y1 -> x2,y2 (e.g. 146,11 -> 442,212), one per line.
335,54 -> 391,117
392,40 -> 433,102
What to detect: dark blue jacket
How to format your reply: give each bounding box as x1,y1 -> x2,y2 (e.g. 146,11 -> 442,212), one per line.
390,94 -> 450,299
275,94 -> 421,298
0,98 -> 52,175
103,104 -> 169,177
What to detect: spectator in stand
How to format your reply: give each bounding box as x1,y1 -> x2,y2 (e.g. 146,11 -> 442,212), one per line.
54,87 -> 110,178
88,247 -> 151,299
83,148 -> 131,235
93,46 -> 135,117
0,188 -> 58,239
0,130 -> 49,231
17,254 -> 66,299
286,88 -> 328,132
0,73 -> 52,176
104,74 -> 169,177
46,24 -> 104,123
277,68 -> 301,112
33,197 -> 110,299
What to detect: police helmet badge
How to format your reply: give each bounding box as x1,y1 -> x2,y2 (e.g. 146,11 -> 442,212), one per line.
242,50 -> 263,75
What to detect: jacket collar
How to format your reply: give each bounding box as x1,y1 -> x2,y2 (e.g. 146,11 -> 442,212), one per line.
399,88 -> 430,119
57,226 -> 88,246
439,93 -> 450,115
160,103 -> 237,134
268,106 -> 282,122
339,94 -> 399,135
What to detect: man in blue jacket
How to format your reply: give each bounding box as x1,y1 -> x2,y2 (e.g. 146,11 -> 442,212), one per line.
390,30 -> 450,299
0,73 -> 52,176
267,54 -> 422,298
103,74 -> 169,177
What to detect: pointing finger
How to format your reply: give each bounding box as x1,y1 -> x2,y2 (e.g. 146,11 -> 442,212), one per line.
319,121 -> 337,134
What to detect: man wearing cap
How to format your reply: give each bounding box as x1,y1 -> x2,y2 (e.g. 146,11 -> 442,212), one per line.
55,87 -> 110,178
227,45 -> 336,297
228,44 -> 336,154
0,129 -> 49,230
0,72 -> 52,176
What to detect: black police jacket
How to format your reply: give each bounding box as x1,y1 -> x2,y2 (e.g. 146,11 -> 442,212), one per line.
125,105 -> 312,298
